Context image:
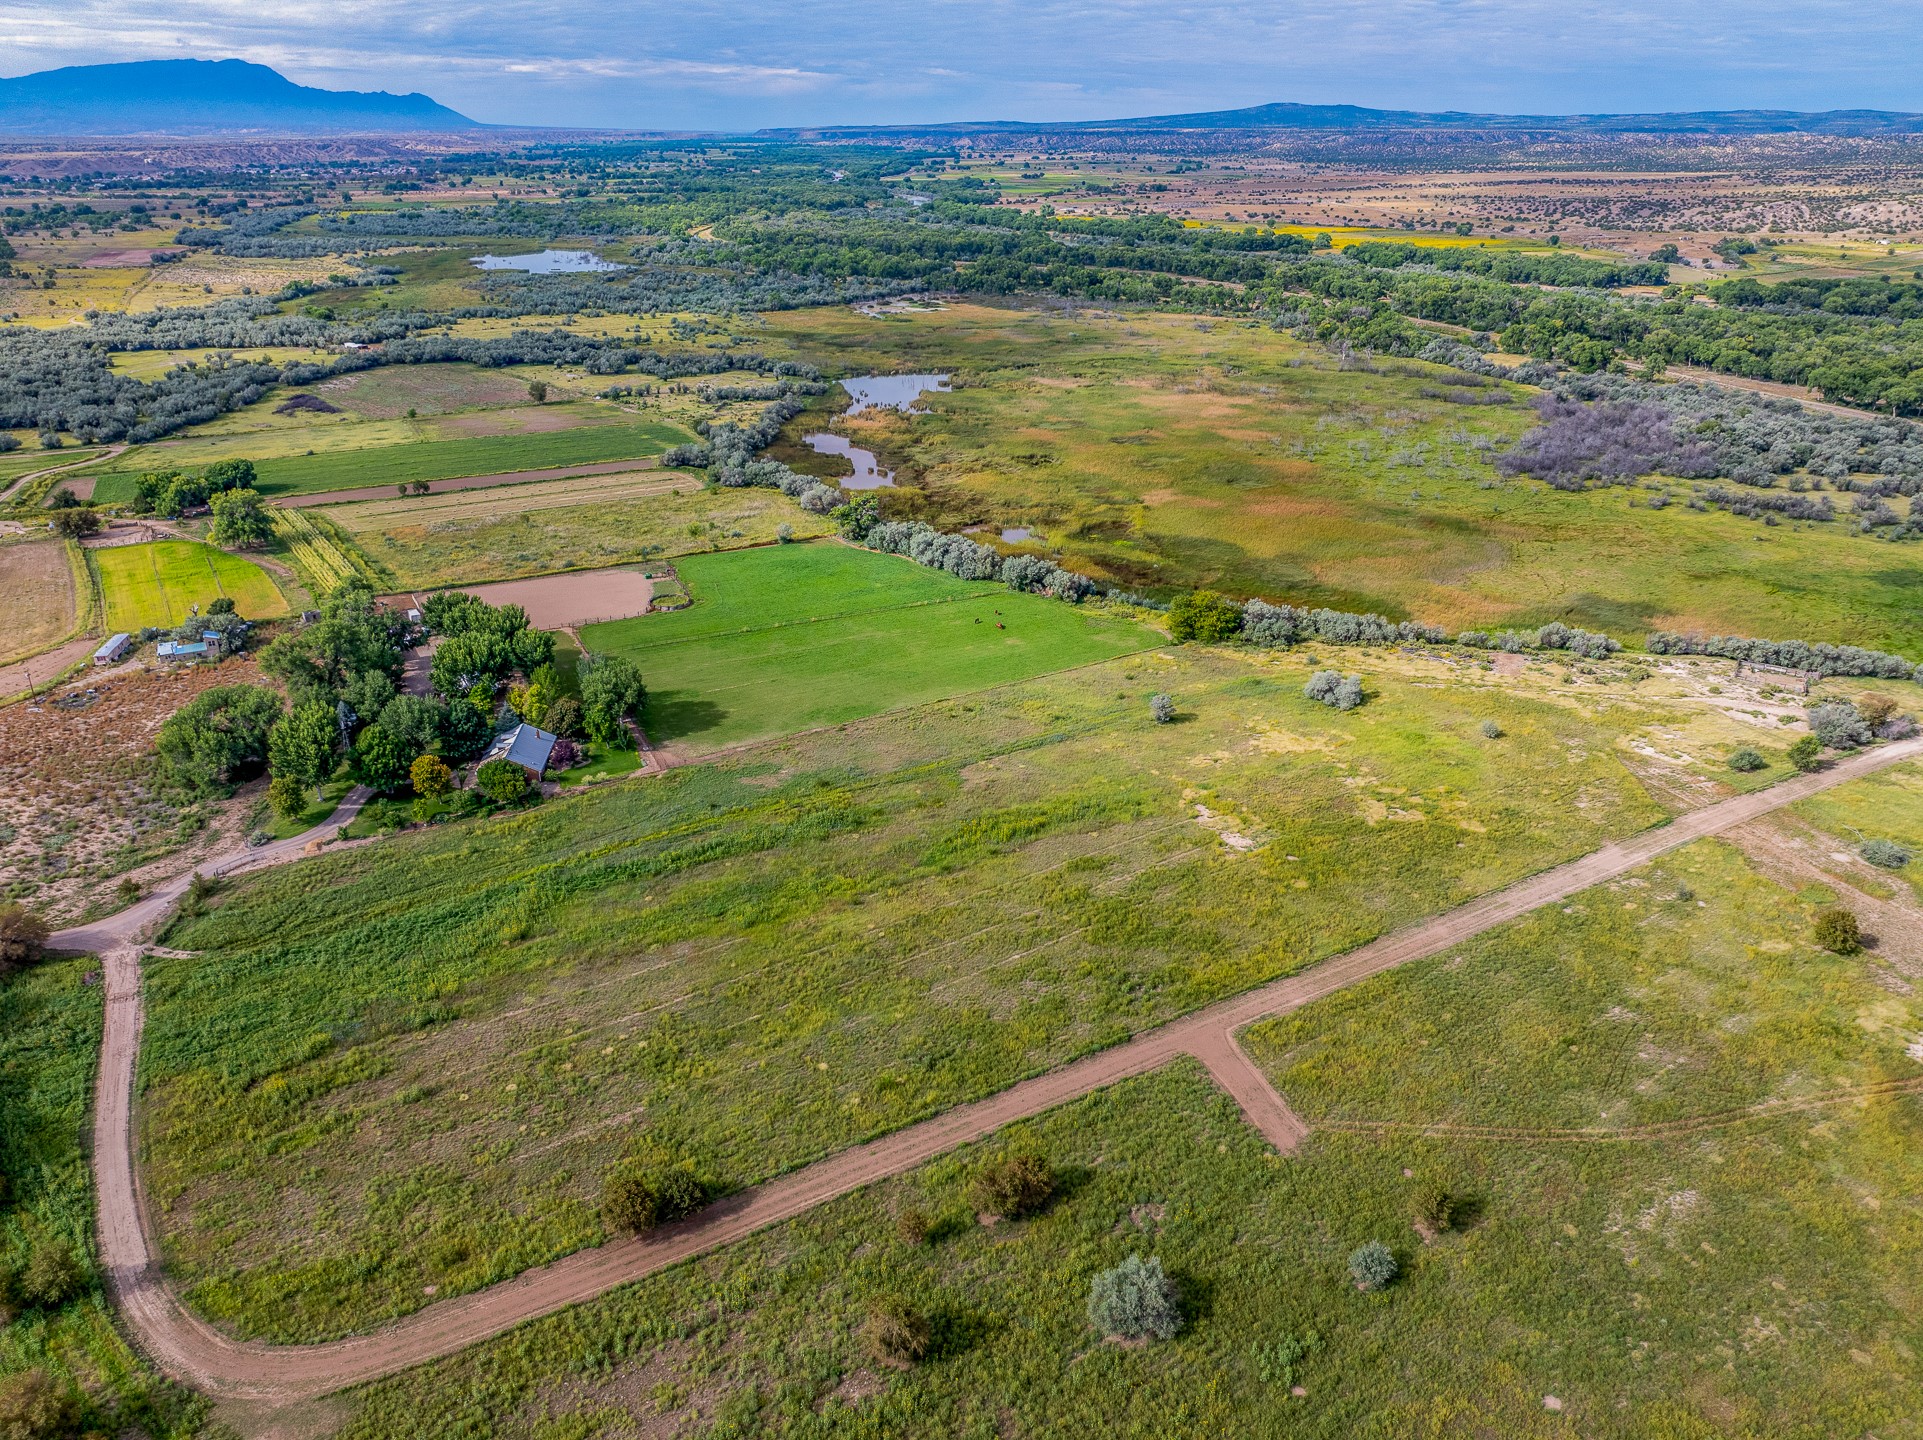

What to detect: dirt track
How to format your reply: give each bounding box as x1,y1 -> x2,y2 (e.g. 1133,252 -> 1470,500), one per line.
54,739 -> 1923,1403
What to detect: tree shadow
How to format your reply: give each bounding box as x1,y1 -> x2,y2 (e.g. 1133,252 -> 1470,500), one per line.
925,1300 -> 1003,1363
640,693 -> 728,744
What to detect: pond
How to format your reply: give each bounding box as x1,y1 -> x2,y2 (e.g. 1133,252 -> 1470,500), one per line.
1001,527 -> 1032,542
471,249 -> 624,274
838,374 -> 951,416
804,433 -> 893,489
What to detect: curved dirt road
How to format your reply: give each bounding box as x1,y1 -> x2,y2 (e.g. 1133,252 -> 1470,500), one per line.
66,741 -> 1923,1402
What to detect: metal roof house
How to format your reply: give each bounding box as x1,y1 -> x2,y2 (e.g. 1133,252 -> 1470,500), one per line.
93,633 -> 131,666
155,640 -> 209,661
481,723 -> 558,778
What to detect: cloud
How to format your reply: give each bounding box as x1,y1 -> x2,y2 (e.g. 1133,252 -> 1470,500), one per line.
0,0 -> 1918,129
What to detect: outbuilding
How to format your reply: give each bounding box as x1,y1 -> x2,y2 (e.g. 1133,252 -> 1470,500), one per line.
155,640 -> 210,661
93,633 -> 131,666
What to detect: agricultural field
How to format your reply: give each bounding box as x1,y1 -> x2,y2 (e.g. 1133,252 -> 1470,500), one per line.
88,412 -> 694,502
0,537 -> 81,663
331,471 -> 828,588
758,303 -> 1923,653
270,509 -> 385,595
143,640 -> 1696,1340
328,824 -> 1923,1440
581,544 -> 1159,751
94,540 -> 288,630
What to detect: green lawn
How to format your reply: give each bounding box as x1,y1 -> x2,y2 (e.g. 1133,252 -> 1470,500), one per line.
0,958 -> 203,1437
144,646 -> 1668,1341
89,420 -> 692,502
94,540 -> 288,631
582,543 -> 1159,752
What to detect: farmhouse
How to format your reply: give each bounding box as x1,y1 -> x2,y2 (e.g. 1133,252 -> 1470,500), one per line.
480,722 -> 558,780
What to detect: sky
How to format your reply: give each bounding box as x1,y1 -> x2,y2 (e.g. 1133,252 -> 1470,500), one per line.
1,0 -> 1919,130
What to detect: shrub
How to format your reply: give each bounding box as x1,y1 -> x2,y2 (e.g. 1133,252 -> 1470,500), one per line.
1167,590 -> 1243,644
601,1164 -> 706,1233
1727,746 -> 1767,772
18,1240 -> 82,1308
547,737 -> 581,772
475,758 -> 531,804
1348,1241 -> 1399,1291
895,1205 -> 933,1246
1787,736 -> 1825,772
1149,693 -> 1175,724
864,1298 -> 933,1366
0,1368 -> 77,1440
1304,671 -> 1365,710
1087,1254 -> 1182,1341
1861,839 -> 1911,870
1479,719 -> 1503,739
1808,701 -> 1872,750
267,772 -> 308,821
0,903 -> 50,972
1813,908 -> 1861,954
1412,1180 -> 1458,1234
969,1151 -> 1055,1219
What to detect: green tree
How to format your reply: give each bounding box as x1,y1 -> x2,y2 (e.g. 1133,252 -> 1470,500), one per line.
527,379 -> 548,403
1167,590 -> 1243,644
476,757 -> 531,804
1787,735 -> 1825,772
18,1240 -> 82,1308
208,487 -> 273,549
267,773 -> 309,822
410,753 -> 453,799
581,655 -> 647,746
353,723 -> 415,793
267,701 -> 338,797
0,1368 -> 77,1440
48,506 -> 100,538
155,684 -> 283,793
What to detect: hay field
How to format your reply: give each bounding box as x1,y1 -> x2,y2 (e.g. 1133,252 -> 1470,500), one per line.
95,540 -> 288,630
0,538 -> 80,662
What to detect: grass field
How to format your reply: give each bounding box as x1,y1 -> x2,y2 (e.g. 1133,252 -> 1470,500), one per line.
330,473 -> 831,588
94,541 -> 288,630
756,303 -> 1923,654
0,957 -> 204,1438
326,832 -> 1923,1438
89,418 -> 694,503
144,643 -> 1677,1340
0,539 -> 80,663
581,544 -> 1159,751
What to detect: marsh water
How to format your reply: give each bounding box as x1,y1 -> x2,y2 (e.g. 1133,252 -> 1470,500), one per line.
803,432 -> 894,489
838,373 -> 951,415
471,249 -> 623,273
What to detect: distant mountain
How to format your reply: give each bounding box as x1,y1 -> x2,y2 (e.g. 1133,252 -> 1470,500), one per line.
0,59 -> 480,135
772,101 -> 1923,139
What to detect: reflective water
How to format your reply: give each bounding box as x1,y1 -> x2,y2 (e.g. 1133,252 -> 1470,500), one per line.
1001,527 -> 1032,542
804,433 -> 894,489
471,249 -> 623,273
838,373 -> 951,416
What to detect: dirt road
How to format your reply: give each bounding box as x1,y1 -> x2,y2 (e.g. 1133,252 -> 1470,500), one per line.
60,740 -> 1923,1402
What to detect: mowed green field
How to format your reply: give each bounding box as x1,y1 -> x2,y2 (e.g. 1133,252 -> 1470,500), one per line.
95,540 -> 288,630
582,544 -> 1159,751
328,828 -> 1923,1439
89,419 -> 693,503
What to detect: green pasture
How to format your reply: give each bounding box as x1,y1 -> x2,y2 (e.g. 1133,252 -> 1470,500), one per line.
758,303 -> 1923,654
0,958 -> 203,1437
144,645 -> 1671,1340
333,840 -> 1923,1437
94,540 -> 288,631
89,419 -> 692,503
581,544 -> 1158,751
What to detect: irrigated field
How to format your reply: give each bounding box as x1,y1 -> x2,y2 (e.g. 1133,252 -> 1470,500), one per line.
95,540 -> 287,630
0,538 -> 81,662
146,642 -> 1680,1340
322,820 -> 1923,1439
328,472 -> 832,588
581,544 -> 1158,751
89,417 -> 694,503
759,304 -> 1923,653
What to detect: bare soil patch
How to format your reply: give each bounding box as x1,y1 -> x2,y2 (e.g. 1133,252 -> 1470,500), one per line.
416,568 -> 656,628
314,364 -> 542,420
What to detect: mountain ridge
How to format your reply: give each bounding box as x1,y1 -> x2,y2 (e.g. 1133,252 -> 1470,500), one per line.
0,59 -> 480,135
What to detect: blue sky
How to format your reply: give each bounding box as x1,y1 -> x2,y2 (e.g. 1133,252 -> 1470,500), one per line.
2,0 -> 1919,130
